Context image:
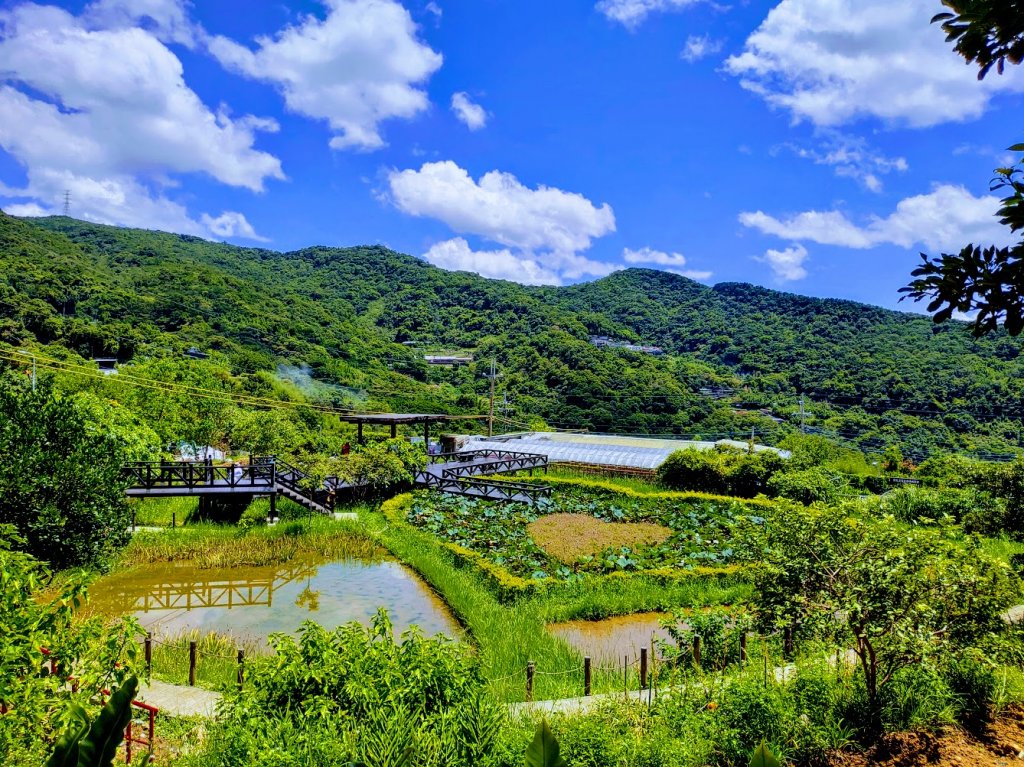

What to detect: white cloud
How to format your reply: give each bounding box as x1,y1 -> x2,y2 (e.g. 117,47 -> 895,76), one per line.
85,0 -> 198,47
680,35 -> 722,63
451,92 -> 487,130
623,247 -> 712,279
389,161 -> 617,284
208,0 -> 442,150
388,161 -> 616,255
781,133 -> 908,193
740,184 -> 1013,252
724,0 -> 1024,128
200,211 -> 267,241
425,2 -> 442,19
424,238 -> 562,285
758,244 -> 808,281
597,0 -> 705,28
0,3 -> 279,240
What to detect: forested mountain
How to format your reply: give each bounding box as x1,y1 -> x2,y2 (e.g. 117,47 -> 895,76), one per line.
3,211 -> 1023,461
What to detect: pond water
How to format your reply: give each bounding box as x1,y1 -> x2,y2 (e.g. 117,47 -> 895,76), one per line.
87,556 -> 461,642
548,613 -> 671,665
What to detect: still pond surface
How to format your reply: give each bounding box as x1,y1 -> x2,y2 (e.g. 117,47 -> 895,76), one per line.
88,555 -> 460,641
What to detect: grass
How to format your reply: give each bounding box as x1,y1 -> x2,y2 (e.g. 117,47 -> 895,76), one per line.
980,535 -> 1024,565
359,508 -> 748,702
130,496 -> 198,527
148,628 -> 267,692
525,465 -> 665,493
119,516 -> 383,569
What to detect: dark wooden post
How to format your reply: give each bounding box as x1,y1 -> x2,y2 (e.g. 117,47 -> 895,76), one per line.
640,648 -> 648,690
357,422 -> 364,444
132,510 -> 136,532
740,632 -> 748,663
526,662 -> 535,702
145,632 -> 152,674
584,657 -> 592,696
237,649 -> 245,689
693,636 -> 701,668
188,640 -> 197,686
390,423 -> 397,439
784,626 -> 794,659
269,493 -> 277,522
424,421 -> 430,450
172,512 -> 176,529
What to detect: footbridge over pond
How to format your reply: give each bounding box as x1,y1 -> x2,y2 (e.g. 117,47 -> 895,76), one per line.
122,448 -> 552,513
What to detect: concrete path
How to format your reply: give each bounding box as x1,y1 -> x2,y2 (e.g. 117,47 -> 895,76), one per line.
137,680 -> 222,718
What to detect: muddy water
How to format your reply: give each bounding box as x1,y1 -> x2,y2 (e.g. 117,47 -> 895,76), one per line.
548,613 -> 672,665
87,556 -> 460,641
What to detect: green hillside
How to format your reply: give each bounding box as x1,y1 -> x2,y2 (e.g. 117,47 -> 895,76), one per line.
3,211 -> 1023,461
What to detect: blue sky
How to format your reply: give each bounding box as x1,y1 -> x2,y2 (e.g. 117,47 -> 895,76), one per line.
0,0 -> 1022,310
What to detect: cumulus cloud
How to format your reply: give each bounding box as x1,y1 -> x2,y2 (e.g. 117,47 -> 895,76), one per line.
780,133 -> 908,193
597,0 -> 706,28
208,0 -> 442,150
423,238 -> 561,285
724,0 -> 1024,128
680,35 -> 722,63
389,161 -> 617,284
451,92 -> 487,130
758,244 -> 808,281
85,0 -> 199,47
0,2 -> 279,240
623,247 -> 712,280
740,185 -> 1012,252
388,161 -> 616,254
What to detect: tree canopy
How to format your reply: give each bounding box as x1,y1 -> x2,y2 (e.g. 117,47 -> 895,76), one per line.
901,2 -> 1024,335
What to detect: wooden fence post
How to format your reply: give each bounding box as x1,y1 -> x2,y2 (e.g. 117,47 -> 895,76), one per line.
526,662 -> 535,702
584,657 -> 591,697
237,649 -> 245,689
784,626 -> 794,659
189,640 -> 197,686
640,648 -> 648,690
740,632 -> 748,663
693,636 -> 701,668
172,512 -> 176,529
145,632 -> 152,675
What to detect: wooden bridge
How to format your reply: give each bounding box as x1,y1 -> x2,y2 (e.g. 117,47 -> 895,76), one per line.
122,449 -> 551,513
122,456 -> 335,515
414,449 -> 551,504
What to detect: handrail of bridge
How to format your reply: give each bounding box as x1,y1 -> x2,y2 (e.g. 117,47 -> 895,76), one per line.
419,473 -> 551,504
273,458 -> 336,513
426,449 -> 548,465
441,453 -> 547,480
121,459 -> 275,490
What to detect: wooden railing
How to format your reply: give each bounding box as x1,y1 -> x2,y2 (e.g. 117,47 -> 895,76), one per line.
121,457 -> 275,490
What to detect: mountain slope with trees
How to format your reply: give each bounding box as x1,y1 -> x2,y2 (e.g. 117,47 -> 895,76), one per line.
3,211 -> 1024,460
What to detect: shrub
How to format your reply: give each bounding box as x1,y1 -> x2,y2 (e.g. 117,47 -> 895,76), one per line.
766,467 -> 846,505
657,448 -> 729,494
878,665 -> 955,732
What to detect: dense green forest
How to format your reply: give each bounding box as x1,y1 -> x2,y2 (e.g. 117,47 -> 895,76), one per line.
2,210 -> 1023,461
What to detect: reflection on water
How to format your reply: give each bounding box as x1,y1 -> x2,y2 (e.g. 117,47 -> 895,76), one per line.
549,613 -> 671,665
88,556 -> 460,642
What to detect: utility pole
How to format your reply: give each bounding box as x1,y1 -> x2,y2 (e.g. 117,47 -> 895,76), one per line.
800,394 -> 805,433
487,358 -> 497,437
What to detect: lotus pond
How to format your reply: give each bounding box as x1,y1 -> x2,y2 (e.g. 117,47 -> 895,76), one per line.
405,489 -> 762,581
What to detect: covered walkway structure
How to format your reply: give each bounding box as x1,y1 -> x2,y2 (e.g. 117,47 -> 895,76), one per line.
337,413 -> 484,445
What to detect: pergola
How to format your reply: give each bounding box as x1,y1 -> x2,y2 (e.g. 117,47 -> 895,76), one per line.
337,413 -> 483,444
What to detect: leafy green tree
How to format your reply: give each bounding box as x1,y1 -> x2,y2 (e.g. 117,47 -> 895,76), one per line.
766,467 -> 846,505
0,376 -> 132,568
743,505 -> 1017,719
902,2 -> 1024,334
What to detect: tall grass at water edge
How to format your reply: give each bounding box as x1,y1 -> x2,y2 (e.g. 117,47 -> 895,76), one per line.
130,496 -> 198,527
119,516 -> 382,569
360,510 -> 746,703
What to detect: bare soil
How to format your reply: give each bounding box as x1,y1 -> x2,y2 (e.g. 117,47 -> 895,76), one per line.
828,707 -> 1024,767
527,513 -> 672,564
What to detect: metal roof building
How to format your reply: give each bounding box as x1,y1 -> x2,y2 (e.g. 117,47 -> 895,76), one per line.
460,432 -> 789,471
